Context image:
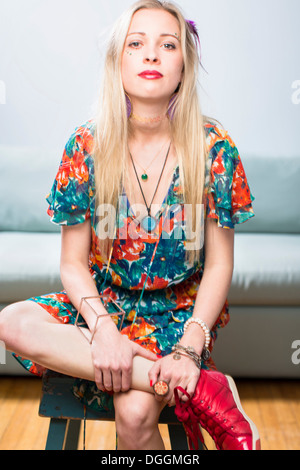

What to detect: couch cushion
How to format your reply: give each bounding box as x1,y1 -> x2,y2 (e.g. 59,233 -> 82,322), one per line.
213,305 -> 300,379
229,233 -> 300,305
1,231 -> 299,307
0,146 -> 61,232
1,146 -> 299,234
236,155 -> 300,234
0,232 -> 63,303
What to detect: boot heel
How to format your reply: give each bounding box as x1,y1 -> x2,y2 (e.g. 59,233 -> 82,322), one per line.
225,375 -> 261,450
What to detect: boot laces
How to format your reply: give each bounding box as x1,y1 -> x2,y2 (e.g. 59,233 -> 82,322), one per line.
174,386 -> 236,450
174,386 -> 207,450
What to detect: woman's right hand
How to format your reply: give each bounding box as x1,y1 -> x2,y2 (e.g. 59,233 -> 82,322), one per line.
90,318 -> 157,393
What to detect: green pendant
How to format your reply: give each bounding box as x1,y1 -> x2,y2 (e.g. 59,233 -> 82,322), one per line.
141,173 -> 148,181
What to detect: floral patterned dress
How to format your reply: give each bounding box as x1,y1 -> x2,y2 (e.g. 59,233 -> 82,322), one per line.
13,119 -> 255,412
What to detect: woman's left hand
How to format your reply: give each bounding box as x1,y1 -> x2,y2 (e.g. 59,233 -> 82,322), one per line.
148,353 -> 201,406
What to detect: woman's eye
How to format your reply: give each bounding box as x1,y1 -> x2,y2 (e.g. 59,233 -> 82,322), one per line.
129,42 -> 141,48
163,43 -> 176,50
128,42 -> 176,50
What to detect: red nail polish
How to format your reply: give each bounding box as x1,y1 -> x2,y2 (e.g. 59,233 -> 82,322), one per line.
157,355 -> 163,359
150,380 -> 153,387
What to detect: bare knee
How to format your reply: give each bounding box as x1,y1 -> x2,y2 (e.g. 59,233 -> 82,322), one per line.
114,391 -> 163,450
0,301 -> 44,351
116,402 -> 152,449
116,397 -> 149,428
0,302 -> 26,348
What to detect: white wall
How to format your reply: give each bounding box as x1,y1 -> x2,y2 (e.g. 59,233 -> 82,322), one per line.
0,0 -> 299,157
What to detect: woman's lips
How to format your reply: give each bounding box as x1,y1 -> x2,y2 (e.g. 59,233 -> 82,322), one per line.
138,71 -> 163,80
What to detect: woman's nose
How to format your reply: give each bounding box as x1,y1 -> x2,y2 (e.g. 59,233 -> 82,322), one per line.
143,45 -> 160,64
145,58 -> 158,64
144,55 -> 159,63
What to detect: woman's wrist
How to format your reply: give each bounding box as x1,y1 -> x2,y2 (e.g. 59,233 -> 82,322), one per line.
184,318 -> 210,348
76,296 -> 119,343
179,323 -> 206,355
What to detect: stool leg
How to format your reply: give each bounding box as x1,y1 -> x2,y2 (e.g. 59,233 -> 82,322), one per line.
168,424 -> 189,450
45,418 -> 68,450
64,420 -> 82,450
168,424 -> 205,451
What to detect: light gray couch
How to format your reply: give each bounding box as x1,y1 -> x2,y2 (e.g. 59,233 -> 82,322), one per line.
0,146 -> 300,378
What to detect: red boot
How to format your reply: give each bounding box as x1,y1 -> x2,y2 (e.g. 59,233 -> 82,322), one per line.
174,369 -> 261,451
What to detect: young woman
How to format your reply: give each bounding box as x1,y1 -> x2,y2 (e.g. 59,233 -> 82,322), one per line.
0,0 -> 260,450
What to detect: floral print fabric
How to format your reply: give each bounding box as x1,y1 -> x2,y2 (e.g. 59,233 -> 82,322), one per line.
13,120 -> 255,412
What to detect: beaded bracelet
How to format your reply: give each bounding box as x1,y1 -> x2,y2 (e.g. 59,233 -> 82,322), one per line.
183,318 -> 211,349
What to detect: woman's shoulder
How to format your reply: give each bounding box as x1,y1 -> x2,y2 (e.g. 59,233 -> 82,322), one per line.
61,119 -> 97,174
204,118 -> 230,149
69,118 -> 96,151
74,118 -> 96,135
203,118 -> 238,156
62,119 -> 96,170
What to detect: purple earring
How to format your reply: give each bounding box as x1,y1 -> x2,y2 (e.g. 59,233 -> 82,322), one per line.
167,93 -> 178,121
125,92 -> 132,119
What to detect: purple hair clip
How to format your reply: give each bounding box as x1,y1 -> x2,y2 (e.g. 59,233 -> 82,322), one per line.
186,19 -> 204,68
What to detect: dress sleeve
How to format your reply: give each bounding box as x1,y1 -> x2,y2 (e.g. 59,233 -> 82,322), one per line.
204,127 -> 255,229
46,128 -> 91,226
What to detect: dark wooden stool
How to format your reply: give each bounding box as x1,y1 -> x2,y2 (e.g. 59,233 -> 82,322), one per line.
38,370 -> 191,450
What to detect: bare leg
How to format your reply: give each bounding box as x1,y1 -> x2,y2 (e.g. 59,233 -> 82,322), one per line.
0,301 -> 154,393
0,301 -> 170,450
114,390 -> 166,450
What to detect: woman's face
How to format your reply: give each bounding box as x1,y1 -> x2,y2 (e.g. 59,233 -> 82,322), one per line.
121,8 -> 184,105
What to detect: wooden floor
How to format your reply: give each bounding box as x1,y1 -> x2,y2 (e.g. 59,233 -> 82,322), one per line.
0,377 -> 299,451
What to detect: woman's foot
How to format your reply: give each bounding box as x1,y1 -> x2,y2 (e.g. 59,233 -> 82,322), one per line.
174,369 -> 261,450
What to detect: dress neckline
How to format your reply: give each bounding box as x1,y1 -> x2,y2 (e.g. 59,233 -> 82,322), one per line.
124,164 -> 179,220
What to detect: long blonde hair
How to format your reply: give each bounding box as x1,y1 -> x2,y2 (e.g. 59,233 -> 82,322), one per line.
93,0 -> 209,265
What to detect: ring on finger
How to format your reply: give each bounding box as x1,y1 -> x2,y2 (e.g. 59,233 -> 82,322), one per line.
153,380 -> 169,397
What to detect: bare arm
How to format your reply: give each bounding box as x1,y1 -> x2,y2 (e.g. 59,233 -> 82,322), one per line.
60,219 -> 111,331
149,219 -> 234,403
180,218 -> 234,353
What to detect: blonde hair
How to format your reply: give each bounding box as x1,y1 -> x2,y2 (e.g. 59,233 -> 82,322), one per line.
93,0 -> 210,265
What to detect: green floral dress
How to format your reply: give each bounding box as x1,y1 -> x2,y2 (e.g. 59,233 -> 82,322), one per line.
13,119 -> 255,412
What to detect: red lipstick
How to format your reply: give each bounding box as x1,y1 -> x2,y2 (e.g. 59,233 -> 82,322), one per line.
138,70 -> 163,79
